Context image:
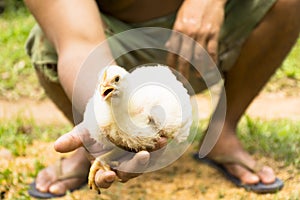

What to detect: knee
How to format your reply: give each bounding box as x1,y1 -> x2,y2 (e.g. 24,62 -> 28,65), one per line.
285,0 -> 300,11
272,0 -> 300,22
274,0 -> 300,14
271,0 -> 300,29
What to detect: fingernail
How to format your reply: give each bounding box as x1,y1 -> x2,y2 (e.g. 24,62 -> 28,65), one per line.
138,152 -> 150,165
105,175 -> 115,183
53,137 -> 63,151
139,158 -> 148,165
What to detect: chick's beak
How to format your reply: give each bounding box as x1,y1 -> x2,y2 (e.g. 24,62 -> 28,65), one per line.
100,83 -> 116,100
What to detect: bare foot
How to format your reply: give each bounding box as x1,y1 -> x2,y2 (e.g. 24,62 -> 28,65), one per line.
205,126 -> 276,185
35,148 -> 90,195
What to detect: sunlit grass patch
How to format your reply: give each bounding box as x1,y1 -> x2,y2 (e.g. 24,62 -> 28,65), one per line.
238,116 -> 300,168
0,117 -> 71,156
266,37 -> 300,94
0,116 -> 71,199
0,6 -> 44,100
191,116 -> 300,168
0,154 -> 47,200
276,37 -> 300,80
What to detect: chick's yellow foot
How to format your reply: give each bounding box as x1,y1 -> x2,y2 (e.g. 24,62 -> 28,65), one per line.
88,157 -> 111,194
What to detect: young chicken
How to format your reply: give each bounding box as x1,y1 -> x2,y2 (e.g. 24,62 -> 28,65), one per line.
83,65 -> 192,194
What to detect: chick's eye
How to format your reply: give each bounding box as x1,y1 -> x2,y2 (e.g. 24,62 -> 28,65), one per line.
115,76 -> 120,82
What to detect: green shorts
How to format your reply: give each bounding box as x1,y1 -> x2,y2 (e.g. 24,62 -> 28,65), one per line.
25,0 -> 277,91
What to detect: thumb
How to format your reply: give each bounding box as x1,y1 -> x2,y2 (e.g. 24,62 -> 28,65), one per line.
54,123 -> 88,153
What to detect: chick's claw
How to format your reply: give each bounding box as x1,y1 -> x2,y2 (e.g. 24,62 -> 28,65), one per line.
88,157 -> 112,194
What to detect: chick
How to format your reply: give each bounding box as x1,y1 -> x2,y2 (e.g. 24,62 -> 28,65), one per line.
83,65 -> 192,194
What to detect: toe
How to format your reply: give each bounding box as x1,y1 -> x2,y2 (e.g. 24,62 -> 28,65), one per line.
224,163 -> 277,185
49,182 -> 67,195
239,171 -> 260,185
257,166 -> 276,184
225,164 -> 260,185
34,154 -> 89,195
35,168 -> 56,192
48,177 -> 86,195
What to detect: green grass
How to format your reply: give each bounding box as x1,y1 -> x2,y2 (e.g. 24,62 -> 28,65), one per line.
275,37 -> 300,80
266,37 -> 300,94
0,117 -> 71,199
239,116 -> 300,168
0,168 -> 31,200
0,117 -> 71,156
0,6 -> 43,100
0,159 -> 46,200
192,117 -> 300,169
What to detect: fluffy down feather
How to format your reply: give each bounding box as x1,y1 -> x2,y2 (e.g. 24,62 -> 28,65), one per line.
83,65 -> 192,152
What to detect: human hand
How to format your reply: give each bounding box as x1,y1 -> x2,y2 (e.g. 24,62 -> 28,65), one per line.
166,0 -> 227,79
54,123 -> 167,189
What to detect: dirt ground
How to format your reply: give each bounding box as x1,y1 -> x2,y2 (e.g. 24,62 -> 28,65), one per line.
1,92 -> 300,200
2,92 -> 300,123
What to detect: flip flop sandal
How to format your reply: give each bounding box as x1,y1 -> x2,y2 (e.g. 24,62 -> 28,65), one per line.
193,153 -> 284,193
28,158 -> 88,199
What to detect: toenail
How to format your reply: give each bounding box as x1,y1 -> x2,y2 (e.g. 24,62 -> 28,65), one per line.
36,184 -> 47,192
49,184 -> 65,195
243,174 -> 259,184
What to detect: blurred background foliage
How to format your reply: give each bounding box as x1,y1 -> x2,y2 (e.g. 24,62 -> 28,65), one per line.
0,0 -> 26,13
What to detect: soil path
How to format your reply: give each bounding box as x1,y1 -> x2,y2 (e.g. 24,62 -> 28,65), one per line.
1,92 -> 299,124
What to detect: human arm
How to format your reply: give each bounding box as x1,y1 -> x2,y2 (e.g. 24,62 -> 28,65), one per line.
24,0 -> 154,189
166,0 -> 227,79
24,0 -> 114,113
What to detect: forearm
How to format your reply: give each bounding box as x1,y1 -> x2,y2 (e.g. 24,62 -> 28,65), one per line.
25,0 -> 115,114
58,42 -> 115,114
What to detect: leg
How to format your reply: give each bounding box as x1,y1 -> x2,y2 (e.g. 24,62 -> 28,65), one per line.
207,0 -> 300,184
35,65 -> 75,123
33,67 -> 90,195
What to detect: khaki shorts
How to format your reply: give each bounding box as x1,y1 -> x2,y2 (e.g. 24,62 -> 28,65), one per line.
25,0 -> 277,92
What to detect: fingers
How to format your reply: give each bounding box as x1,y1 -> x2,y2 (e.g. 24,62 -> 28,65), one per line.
95,170 -> 116,189
166,52 -> 178,70
166,32 -> 181,70
93,151 -> 150,190
116,151 -> 150,182
206,34 -> 218,63
54,123 -> 88,153
153,137 -> 168,151
166,33 -> 194,80
165,0 -> 225,81
179,36 -> 196,80
194,23 -> 218,62
94,143 -> 164,189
